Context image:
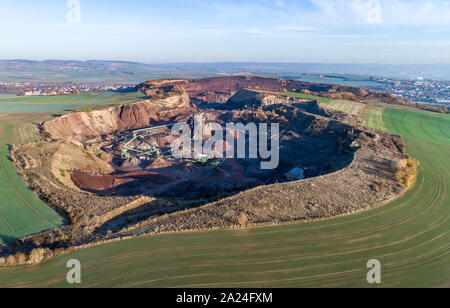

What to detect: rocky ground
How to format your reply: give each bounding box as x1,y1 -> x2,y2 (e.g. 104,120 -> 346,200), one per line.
111,130 -> 406,239
1,76 -> 410,263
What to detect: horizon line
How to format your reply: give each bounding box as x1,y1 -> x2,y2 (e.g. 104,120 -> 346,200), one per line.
1,59 -> 450,66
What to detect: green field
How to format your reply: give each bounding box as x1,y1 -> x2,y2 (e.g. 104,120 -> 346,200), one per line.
280,92 -> 333,103
0,106 -> 448,287
281,91 -> 365,113
383,108 -> 450,146
0,91 -> 145,245
324,100 -> 364,115
362,105 -> 386,131
0,121 -> 65,245
0,92 -> 143,113
282,91 -> 367,116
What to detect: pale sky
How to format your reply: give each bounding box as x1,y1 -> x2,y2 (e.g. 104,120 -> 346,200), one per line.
1,0 -> 450,64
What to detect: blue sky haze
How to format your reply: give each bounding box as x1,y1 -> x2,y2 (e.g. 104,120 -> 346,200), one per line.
0,0 -> 449,64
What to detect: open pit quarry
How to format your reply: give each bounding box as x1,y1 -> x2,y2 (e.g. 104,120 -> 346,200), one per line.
8,76 -> 410,253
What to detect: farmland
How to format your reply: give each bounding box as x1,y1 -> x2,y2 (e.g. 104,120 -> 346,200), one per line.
0,92 -> 143,113
282,91 -> 366,116
324,100 -> 365,115
361,105 -> 386,130
0,121 -> 64,245
383,108 -> 450,146
280,91 -> 333,103
0,105 -> 448,287
0,92 -> 144,245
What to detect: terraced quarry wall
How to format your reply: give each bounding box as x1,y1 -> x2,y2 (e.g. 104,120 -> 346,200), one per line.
0,76 -> 447,286
43,92 -> 193,140
0,107 -> 447,287
1,78 -> 414,260
138,76 -> 406,106
5,95 -> 407,260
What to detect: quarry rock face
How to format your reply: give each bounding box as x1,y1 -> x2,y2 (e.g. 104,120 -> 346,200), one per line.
136,76 -> 406,105
174,76 -> 335,102
10,76 -> 410,251
224,88 -> 293,110
43,91 -> 193,140
44,76 -> 406,141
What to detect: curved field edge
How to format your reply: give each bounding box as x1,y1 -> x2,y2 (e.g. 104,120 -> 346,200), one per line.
0,122 -> 64,245
0,91 -> 144,244
382,108 -> 450,146
0,107 -> 448,288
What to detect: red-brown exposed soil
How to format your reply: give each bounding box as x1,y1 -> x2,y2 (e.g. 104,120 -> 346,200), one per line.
42,76 -> 406,142
6,76 -> 410,254
43,92 -> 195,140
137,76 -> 406,105
67,89 -> 356,199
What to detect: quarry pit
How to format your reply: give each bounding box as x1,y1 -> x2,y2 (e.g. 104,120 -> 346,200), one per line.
9,76 -> 410,249
68,100 -> 354,200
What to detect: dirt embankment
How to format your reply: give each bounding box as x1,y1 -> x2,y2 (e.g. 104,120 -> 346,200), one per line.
136,76 -> 409,105
105,129 -> 408,238
4,77 -> 412,262
223,88 -> 294,109
43,92 -> 194,141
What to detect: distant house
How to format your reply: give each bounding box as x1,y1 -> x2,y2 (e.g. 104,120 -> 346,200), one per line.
285,167 -> 304,181
24,91 -> 41,96
104,135 -> 114,142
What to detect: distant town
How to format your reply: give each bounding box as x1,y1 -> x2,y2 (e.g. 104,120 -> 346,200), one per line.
367,77 -> 450,108
0,81 -> 138,96
0,75 -> 449,109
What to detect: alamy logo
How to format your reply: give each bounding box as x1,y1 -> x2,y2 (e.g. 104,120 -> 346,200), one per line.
66,259 -> 81,284
366,259 -> 381,284
366,0 -> 382,24
170,114 -> 280,170
66,0 -> 81,24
